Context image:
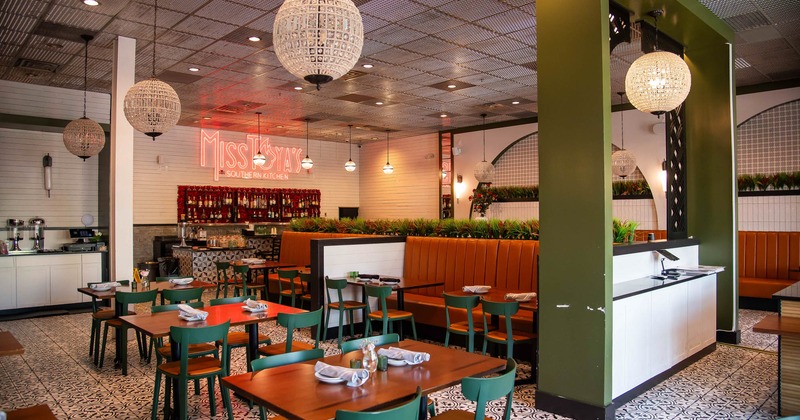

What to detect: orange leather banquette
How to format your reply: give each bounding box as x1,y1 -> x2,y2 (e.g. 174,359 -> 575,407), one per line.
633,229 -> 667,242
738,231 -> 800,299
265,231 -> 364,289
392,236 -> 539,331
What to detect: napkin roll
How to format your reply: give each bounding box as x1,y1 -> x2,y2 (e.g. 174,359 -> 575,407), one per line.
244,298 -> 267,311
463,285 -> 490,293
169,277 -> 194,285
504,292 -> 537,301
314,361 -> 369,387
90,282 -> 121,290
177,303 -> 208,321
377,347 -> 431,364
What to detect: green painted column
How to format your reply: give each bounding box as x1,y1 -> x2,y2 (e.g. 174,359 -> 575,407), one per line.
685,43 -> 738,335
536,0 -> 613,414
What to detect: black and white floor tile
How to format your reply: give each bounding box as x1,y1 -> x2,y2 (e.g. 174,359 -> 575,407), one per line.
0,298 -> 780,419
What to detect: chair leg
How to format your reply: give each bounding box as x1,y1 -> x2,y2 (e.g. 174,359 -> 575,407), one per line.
482,337 -> 488,355
179,380 -> 188,420
220,374 -> 234,420
93,321 -> 103,365
259,406 -> 266,420
467,332 -> 474,353
164,378 -> 171,420
410,317 -> 418,340
347,310 -> 356,339
208,376 -> 216,417
98,324 -> 110,368
337,309 -> 345,349
444,329 -> 450,349
324,307 -> 332,342
89,319 -> 96,356
194,378 -> 201,395
151,370 -> 162,420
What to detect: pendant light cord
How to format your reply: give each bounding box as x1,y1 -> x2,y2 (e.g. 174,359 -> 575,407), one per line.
152,0 -> 157,77
256,112 -> 261,151
305,119 -> 310,158
619,92 -> 625,149
481,113 -> 487,162
82,36 -> 89,118
386,130 -> 390,163
348,125 -> 353,159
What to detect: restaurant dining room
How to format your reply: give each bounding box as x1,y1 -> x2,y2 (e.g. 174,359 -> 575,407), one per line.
1,0 -> 799,419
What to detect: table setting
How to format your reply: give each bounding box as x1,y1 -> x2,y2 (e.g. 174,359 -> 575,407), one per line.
177,304 -> 208,321
242,298 -> 268,313
377,347 -> 431,366
90,282 -> 121,291
463,285 -> 491,294
168,277 -> 194,286
313,362 -> 370,387
504,292 -> 537,302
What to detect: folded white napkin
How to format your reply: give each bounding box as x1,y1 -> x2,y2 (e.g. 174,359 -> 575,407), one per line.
177,303 -> 208,321
504,292 -> 537,301
90,282 -> 121,290
169,277 -> 194,285
377,347 -> 431,364
244,299 -> 267,312
241,258 -> 266,264
314,361 -> 369,387
463,285 -> 491,293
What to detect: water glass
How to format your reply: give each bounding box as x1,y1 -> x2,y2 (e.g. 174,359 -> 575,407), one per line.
363,351 -> 378,374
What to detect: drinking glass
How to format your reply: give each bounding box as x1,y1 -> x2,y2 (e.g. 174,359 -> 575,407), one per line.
362,350 -> 378,375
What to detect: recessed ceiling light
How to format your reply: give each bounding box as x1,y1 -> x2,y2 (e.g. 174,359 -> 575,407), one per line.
276,125 -> 283,128
375,101 -> 383,105
188,67 -> 199,72
447,84 -> 457,89
202,116 -> 211,120
193,120 -> 199,123
355,126 -> 362,129
362,64 -> 373,69
294,86 -> 303,90
440,114 -> 448,118
511,101 -> 520,105
83,0 -> 99,6
248,36 -> 261,42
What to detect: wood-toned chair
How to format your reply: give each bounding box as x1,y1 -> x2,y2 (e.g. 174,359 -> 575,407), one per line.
209,295 -> 271,373
233,265 -> 266,300
151,321 -> 234,420
480,300 -> 537,360
364,285 -> 417,340
326,277 -> 369,348
250,349 -> 324,420
257,307 -> 323,356
339,333 -> 399,353
298,272 -> 313,309
443,293 -> 486,353
430,358 -> 517,420
335,386 -> 422,419
161,287 -> 203,305
214,262 -> 237,299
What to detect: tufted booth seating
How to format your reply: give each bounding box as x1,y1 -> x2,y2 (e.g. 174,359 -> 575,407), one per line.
738,231 -> 800,299
389,236 -> 539,332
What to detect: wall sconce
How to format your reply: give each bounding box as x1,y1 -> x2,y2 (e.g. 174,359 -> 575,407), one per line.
455,174 -> 465,203
661,160 -> 668,193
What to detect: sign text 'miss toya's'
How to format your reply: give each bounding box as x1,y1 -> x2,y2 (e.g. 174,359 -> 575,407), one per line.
199,130 -> 305,181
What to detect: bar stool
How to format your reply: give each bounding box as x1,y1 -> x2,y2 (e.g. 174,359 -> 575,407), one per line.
443,293 -> 486,353
214,262 -> 237,299
325,277 -> 369,348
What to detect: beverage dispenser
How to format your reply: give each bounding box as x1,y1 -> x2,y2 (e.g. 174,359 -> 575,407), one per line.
29,217 -> 46,250
177,222 -> 189,247
7,219 -> 24,251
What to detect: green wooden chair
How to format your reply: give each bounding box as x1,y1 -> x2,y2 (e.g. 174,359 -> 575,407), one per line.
430,358 -> 517,420
98,288 -> 158,368
151,321 -> 233,420
258,307 -> 323,356
480,300 -> 537,359
161,287 -> 203,305
364,285 -> 417,340
209,295 -> 271,373
276,269 -> 300,307
299,272 -> 313,309
233,265 -> 266,299
214,262 -> 236,299
443,293 -> 485,353
88,280 -> 130,365
339,333 -> 399,353
326,276 -> 369,348
335,386 -> 421,419
250,349 -> 324,420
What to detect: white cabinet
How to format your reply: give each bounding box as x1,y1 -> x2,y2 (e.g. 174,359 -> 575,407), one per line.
50,261 -> 81,304
0,258 -> 16,310
16,264 -> 50,308
81,253 -> 103,303
11,254 -> 99,309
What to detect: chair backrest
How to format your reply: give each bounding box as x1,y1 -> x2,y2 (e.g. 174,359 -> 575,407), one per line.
277,307 -> 323,352
115,289 -> 158,315
209,295 -> 257,306
460,358 -> 517,420
335,386 -> 421,419
162,287 -> 203,304
278,269 -> 300,293
339,333 -> 399,353
364,285 -> 392,315
443,293 -> 481,330
480,300 -> 519,333
250,348 -> 323,372
151,301 -> 204,314
326,277 -> 347,305
299,272 -> 312,293
215,262 -> 231,282
270,236 -> 282,260
170,321 -> 231,377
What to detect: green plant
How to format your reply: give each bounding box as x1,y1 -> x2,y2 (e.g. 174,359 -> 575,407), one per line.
612,180 -> 652,197
612,218 -> 639,243
469,186 -> 497,217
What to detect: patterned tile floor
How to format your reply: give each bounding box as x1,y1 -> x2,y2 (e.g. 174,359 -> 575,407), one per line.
0,295 -> 780,419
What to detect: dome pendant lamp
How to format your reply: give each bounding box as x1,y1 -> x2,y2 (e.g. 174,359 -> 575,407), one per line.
473,113 -> 494,183
273,0 -> 364,90
611,92 -> 637,179
252,112 -> 266,166
123,0 -> 181,139
382,130 -> 393,174
301,118 -> 314,170
345,124 -> 356,172
625,10 -> 691,115
63,34 -> 105,161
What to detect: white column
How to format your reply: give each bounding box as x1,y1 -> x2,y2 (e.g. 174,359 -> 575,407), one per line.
110,36 -> 135,281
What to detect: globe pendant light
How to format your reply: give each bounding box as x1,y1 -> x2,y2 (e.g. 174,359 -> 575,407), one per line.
611,92 -> 636,179
382,130 -> 393,174
63,34 -> 105,161
625,10 -> 691,115
273,0 -> 364,90
473,113 -> 494,183
301,118 -> 314,170
253,112 -> 266,166
123,0 -> 181,140
345,124 -> 356,172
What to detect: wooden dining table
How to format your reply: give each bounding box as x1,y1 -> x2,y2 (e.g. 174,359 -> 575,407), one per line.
77,280 -> 217,374
222,339 -> 506,420
232,260 -> 305,300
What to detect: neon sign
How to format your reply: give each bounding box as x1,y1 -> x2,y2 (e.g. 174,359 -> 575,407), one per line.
200,130 -> 305,181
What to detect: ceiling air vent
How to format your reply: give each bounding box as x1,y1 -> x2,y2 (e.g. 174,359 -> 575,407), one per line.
340,70 -> 367,81
32,21 -> 97,43
14,58 -> 59,73
724,11 -> 770,32
212,100 -> 266,114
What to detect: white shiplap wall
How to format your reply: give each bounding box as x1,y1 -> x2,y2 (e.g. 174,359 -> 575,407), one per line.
0,80 -> 109,228
358,133 -> 439,219
132,125 -> 360,224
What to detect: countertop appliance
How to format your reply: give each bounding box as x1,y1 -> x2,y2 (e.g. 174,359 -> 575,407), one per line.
29,217 -> 45,250
62,228 -> 100,252
7,219 -> 24,251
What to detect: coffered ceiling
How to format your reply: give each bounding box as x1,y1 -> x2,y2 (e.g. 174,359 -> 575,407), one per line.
1,0 -> 798,142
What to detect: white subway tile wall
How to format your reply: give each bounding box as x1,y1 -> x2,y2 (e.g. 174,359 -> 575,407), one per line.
737,99 -> 800,175
738,195 -> 800,232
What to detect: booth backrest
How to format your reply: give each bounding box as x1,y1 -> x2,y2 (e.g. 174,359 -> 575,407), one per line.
495,240 -> 539,293
633,230 -> 668,242
739,231 -> 800,281
279,231 -> 360,267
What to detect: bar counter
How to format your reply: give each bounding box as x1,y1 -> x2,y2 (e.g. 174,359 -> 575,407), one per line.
172,247 -> 256,283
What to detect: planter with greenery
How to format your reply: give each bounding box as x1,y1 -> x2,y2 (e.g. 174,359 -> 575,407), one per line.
738,171 -> 800,196
288,217 -> 541,240
470,180 -> 652,203
613,218 -> 639,243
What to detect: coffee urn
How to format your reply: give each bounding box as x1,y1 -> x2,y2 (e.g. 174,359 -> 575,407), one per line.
29,217 -> 46,250
177,222 -> 189,247
7,219 -> 24,251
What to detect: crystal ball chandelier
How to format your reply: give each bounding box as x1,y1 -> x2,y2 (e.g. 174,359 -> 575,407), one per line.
63,34 -> 105,161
